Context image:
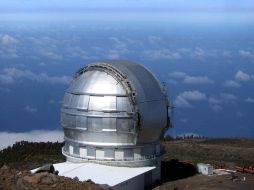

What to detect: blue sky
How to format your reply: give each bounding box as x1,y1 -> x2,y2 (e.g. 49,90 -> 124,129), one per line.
1,0 -> 254,23
0,0 -> 254,147
1,0 -> 253,12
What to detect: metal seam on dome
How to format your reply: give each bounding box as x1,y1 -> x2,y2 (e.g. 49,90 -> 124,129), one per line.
66,92 -> 128,97
61,108 -> 134,117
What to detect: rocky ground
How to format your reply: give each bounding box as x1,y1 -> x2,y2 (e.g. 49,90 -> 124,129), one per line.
0,165 -> 107,190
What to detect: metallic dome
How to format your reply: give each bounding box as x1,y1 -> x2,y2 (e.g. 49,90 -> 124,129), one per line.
61,60 -> 170,166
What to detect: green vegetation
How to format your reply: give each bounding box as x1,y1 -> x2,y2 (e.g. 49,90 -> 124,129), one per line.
0,141 -> 65,170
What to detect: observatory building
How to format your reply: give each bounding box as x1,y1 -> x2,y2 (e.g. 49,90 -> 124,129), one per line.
57,60 -> 170,189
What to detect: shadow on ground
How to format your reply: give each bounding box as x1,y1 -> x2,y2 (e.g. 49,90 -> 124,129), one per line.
161,159 -> 197,181
147,159 -> 197,189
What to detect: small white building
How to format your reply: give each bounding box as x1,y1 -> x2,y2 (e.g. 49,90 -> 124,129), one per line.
32,161 -> 160,190
197,163 -> 213,175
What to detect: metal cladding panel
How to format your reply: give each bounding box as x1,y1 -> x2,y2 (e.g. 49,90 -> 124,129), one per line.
88,96 -> 116,111
104,149 -> 114,158
137,100 -> 168,143
77,95 -> 89,110
63,93 -> 72,107
62,114 -> 76,128
80,147 -> 87,157
87,147 -> 95,157
96,149 -> 104,159
64,128 -> 136,145
117,118 -> 135,133
116,97 -> 132,112
102,118 -> 117,131
87,117 -> 102,132
76,115 -> 87,128
68,70 -> 126,95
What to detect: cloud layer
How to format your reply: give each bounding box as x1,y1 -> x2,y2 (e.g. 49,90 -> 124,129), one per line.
174,90 -> 207,108
0,130 -> 64,150
223,70 -> 254,88
169,71 -> 214,85
0,68 -> 71,85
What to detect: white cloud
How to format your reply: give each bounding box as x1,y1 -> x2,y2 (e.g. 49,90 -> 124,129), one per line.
235,70 -> 252,82
246,97 -> 254,103
106,49 -> 121,59
223,80 -> 241,88
175,96 -> 191,108
181,91 -> 207,101
24,105 -> 37,113
183,76 -> 214,84
223,70 -> 253,89
0,37 -> 19,58
0,34 -> 18,46
239,49 -> 253,58
208,97 -> 222,105
236,111 -> 244,117
220,93 -> 237,101
208,93 -> 237,111
109,37 -> 127,51
0,73 -> 14,84
191,47 -> 206,59
39,50 -> 63,60
208,97 -> 222,111
0,130 -> 64,150
222,50 -> 231,57
65,46 -> 97,60
148,36 -> 162,44
169,71 -> 214,85
174,90 -> 207,108
0,67 -> 71,85
169,71 -> 186,79
104,37 -> 129,59
143,49 -> 181,60
210,104 -> 222,111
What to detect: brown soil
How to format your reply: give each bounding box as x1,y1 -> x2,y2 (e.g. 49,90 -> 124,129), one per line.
0,165 -> 108,190
153,173 -> 254,190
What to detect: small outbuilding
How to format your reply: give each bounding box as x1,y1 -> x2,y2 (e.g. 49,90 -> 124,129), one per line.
197,163 -> 213,175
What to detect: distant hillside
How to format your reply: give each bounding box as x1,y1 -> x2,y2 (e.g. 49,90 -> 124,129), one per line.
0,141 -> 65,170
163,138 -> 254,168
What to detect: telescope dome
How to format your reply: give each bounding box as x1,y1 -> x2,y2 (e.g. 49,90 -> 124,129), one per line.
61,60 -> 170,166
